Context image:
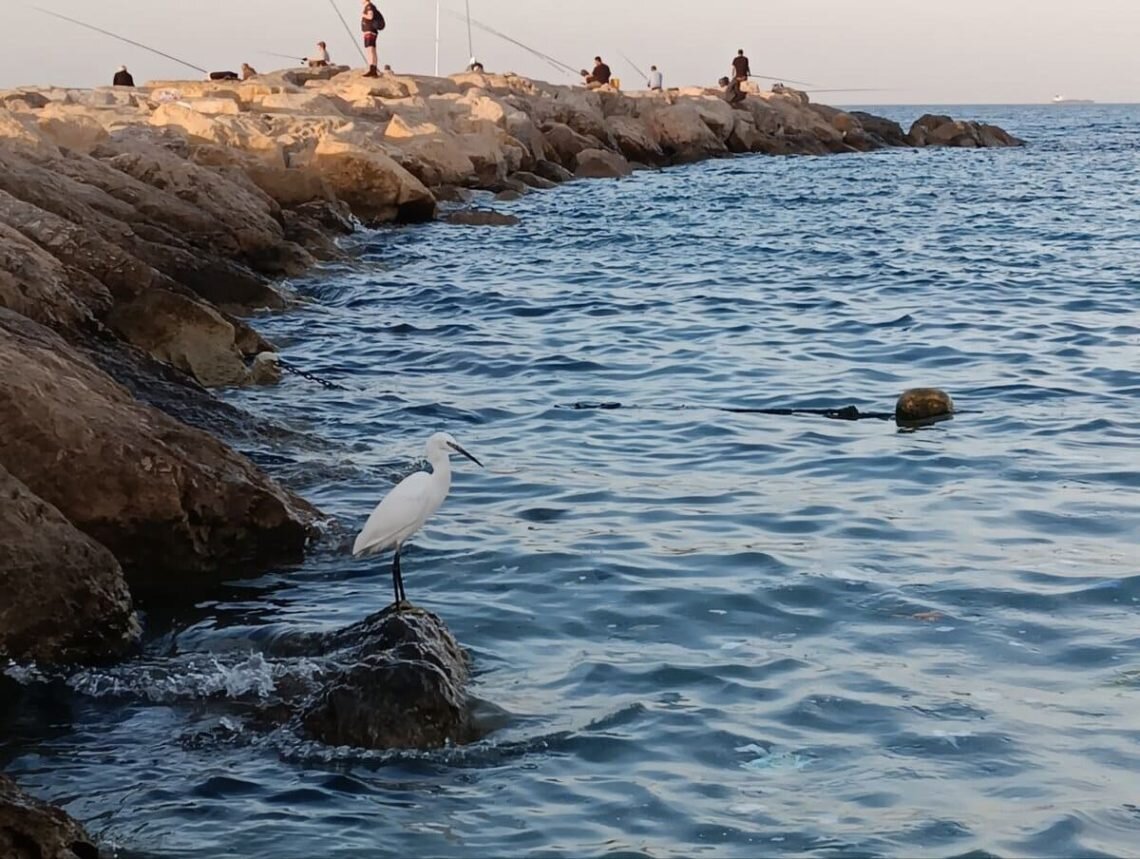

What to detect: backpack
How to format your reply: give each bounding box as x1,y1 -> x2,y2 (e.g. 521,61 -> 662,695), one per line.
367,4 -> 386,32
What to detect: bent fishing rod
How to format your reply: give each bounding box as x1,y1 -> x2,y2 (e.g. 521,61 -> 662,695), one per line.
327,0 -> 368,65
619,51 -> 647,83
445,9 -> 578,78
30,6 -> 208,75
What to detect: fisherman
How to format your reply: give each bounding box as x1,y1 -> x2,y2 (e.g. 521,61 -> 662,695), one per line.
241,62 -> 257,80
581,56 -> 611,88
467,57 -> 485,73
647,64 -> 663,91
305,41 -> 330,68
732,48 -> 751,82
112,65 -> 134,87
719,75 -> 746,106
361,0 -> 384,78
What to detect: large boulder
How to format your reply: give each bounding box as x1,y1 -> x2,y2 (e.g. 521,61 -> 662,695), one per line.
646,102 -> 727,162
310,136 -> 436,223
0,310 -> 318,595
850,111 -> 908,147
300,607 -> 476,750
0,465 -> 139,666
574,148 -> 633,179
541,121 -> 600,166
0,775 -> 98,859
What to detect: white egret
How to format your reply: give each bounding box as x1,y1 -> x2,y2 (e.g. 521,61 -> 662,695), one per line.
353,432 -> 484,607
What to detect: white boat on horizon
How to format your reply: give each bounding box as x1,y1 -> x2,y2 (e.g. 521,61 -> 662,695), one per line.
1051,94 -> 1095,104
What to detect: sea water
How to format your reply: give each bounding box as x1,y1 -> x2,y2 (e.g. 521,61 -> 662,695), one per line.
3,104 -> 1139,858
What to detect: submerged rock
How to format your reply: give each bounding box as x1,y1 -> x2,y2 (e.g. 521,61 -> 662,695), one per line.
0,775 -> 97,859
896,388 -> 955,427
443,209 -> 520,226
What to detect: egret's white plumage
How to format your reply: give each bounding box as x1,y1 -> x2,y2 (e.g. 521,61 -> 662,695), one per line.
353,432 -> 483,606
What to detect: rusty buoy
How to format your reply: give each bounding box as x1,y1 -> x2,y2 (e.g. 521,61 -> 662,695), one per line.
895,388 -> 954,427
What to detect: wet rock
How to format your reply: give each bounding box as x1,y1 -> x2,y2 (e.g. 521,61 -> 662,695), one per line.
908,114 -> 1023,148
494,189 -> 524,201
0,465 -> 139,666
533,159 -> 575,184
309,136 -> 437,224
300,606 -> 476,750
850,111 -> 908,147
0,775 -> 98,859
574,147 -> 633,179
895,387 -> 955,427
513,170 -> 557,190
0,310 -> 318,595
442,209 -> 520,227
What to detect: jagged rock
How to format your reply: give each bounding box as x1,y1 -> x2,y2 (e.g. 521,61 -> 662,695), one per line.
0,775 -> 98,859
895,388 -> 955,427
300,606 -> 476,750
574,148 -> 633,179
442,209 -> 520,226
310,136 -> 437,223
0,465 -> 139,666
646,102 -> 727,162
850,111 -> 908,147
107,288 -> 253,387
0,310 -> 317,595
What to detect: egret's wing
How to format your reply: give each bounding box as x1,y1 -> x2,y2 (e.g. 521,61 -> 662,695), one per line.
352,471 -> 435,557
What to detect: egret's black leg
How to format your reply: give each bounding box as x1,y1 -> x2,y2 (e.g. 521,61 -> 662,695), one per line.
391,547 -> 402,607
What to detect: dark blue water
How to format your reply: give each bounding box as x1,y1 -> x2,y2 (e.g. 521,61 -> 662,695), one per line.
5,105 -> 1140,858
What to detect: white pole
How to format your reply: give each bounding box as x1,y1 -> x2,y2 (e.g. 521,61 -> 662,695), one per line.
435,0 -> 441,76
465,0 -> 474,60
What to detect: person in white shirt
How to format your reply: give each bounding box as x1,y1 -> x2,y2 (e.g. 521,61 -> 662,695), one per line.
307,41 -> 330,67
647,65 -> 663,90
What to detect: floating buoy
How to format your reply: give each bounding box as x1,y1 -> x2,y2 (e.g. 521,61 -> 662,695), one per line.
895,388 -> 954,427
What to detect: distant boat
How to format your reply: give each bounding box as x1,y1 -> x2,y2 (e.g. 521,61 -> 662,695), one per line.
1051,95 -> 1095,104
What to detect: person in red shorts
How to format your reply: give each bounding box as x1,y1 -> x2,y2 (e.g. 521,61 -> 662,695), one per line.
361,0 -> 384,78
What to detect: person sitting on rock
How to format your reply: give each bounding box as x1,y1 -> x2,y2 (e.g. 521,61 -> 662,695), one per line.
581,56 -> 611,88
467,57 -> 485,73
720,75 -> 746,106
241,63 -> 257,80
732,48 -> 751,82
306,41 -> 330,67
112,65 -> 134,87
647,65 -> 663,91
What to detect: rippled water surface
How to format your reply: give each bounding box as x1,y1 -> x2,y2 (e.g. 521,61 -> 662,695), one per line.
5,105 -> 1140,858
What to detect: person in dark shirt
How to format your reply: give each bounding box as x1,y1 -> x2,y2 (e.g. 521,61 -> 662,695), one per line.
362,0 -> 382,77
112,65 -> 134,87
582,56 -> 612,88
732,49 -> 751,82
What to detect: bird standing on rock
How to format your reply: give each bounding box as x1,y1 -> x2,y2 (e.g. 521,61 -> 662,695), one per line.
353,432 -> 483,608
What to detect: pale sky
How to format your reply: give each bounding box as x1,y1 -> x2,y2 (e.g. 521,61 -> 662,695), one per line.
1,0 -> 1137,103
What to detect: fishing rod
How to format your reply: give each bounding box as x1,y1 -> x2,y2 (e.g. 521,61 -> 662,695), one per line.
751,72 -> 819,88
30,5 -> 208,75
260,50 -> 305,62
619,51 -> 647,83
445,9 -> 578,78
328,0 -> 368,65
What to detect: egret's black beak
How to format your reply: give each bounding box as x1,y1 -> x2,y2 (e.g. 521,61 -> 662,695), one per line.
449,441 -> 483,468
